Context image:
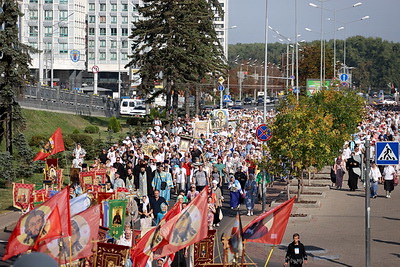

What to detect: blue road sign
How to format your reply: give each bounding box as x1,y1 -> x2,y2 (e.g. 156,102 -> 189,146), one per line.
375,141 -> 399,165
256,124 -> 272,142
223,95 -> 231,102
293,87 -> 300,94
340,73 -> 349,82
218,84 -> 225,91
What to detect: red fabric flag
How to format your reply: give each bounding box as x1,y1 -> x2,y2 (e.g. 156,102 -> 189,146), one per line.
229,212 -> 244,254
12,183 -> 35,211
243,196 -> 296,245
33,206 -> 62,251
3,187 -> 71,260
130,201 -> 182,265
33,128 -> 65,161
38,205 -> 101,264
155,186 -> 209,258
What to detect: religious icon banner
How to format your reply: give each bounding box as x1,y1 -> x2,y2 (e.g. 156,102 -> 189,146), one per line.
12,183 -> 35,211
108,199 -> 127,239
94,242 -> 130,267
194,229 -> 216,266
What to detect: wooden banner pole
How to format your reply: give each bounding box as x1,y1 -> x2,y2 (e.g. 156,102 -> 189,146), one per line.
264,246 -> 275,267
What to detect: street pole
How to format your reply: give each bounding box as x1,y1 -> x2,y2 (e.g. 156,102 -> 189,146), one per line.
295,0 -> 299,100
38,0 -> 43,87
333,10 -> 337,78
118,40 -> 121,98
239,64 -> 243,102
320,0 -> 323,89
93,13 -> 98,95
50,28 -> 54,88
286,44 -> 289,93
365,136 -> 371,267
262,0 -> 269,213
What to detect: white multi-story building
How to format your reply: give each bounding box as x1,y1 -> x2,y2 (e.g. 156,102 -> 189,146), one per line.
18,0 -> 228,95
19,0 -> 87,89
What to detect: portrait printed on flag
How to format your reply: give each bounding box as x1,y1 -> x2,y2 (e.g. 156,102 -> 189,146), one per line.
108,200 -> 127,239
212,109 -> 229,129
112,208 -> 123,225
170,205 -> 203,246
13,183 -> 34,211
193,121 -> 210,138
18,205 -> 51,245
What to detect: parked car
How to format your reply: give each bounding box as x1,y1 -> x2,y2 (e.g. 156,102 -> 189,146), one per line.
234,100 -> 242,106
382,98 -> 397,105
243,98 -> 252,105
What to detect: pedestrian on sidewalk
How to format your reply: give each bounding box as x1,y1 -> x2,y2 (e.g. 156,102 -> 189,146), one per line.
369,162 -> 381,198
244,174 -> 257,216
383,165 -> 395,198
333,155 -> 346,189
284,233 -> 308,267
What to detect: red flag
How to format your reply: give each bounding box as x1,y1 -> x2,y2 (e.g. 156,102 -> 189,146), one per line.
229,212 -> 243,254
130,201 -> 182,265
3,187 -> 71,260
33,128 -> 65,161
38,205 -> 100,264
12,183 -> 35,211
156,186 -> 209,258
33,206 -> 62,250
243,196 -> 296,245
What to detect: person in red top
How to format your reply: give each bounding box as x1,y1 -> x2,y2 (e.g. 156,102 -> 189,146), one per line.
182,156 -> 192,191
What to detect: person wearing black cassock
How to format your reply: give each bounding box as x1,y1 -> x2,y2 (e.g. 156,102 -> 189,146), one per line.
346,152 -> 360,191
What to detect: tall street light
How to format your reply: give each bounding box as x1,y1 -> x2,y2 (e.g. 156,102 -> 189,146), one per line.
337,15 -> 369,75
223,25 -> 237,97
309,2 -> 363,78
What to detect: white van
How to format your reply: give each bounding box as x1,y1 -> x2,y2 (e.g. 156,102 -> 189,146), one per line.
120,99 -> 146,116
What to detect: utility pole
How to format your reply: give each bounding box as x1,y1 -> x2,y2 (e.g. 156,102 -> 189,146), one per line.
365,136 -> 371,267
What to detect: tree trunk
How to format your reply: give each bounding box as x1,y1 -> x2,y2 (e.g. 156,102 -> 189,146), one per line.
5,106 -> 12,154
184,89 -> 190,116
172,89 -> 179,113
287,170 -> 291,201
165,80 -> 172,120
195,84 -> 200,115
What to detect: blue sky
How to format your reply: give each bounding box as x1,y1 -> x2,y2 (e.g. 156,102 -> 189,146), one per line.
229,0 -> 400,44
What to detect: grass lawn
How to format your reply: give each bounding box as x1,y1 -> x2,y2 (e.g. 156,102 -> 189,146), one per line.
0,109 -> 134,213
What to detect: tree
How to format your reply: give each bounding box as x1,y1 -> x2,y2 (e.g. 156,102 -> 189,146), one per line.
126,0 -> 226,118
0,1 -> 36,153
264,89 -> 365,198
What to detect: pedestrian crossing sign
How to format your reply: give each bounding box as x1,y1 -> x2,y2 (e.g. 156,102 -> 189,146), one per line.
375,142 -> 399,165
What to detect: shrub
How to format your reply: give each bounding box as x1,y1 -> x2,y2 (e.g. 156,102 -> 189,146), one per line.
63,135 -> 75,150
0,152 -> 15,185
29,135 -> 47,147
84,125 -> 100,134
72,129 -> 80,134
108,116 -> 122,133
68,133 -> 94,148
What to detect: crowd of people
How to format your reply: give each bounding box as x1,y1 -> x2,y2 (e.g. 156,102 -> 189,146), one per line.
67,109 -> 276,266
332,107 -> 398,198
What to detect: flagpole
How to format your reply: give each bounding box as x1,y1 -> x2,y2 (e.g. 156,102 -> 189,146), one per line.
69,236 -> 73,266
241,240 -> 246,266
264,245 -> 275,267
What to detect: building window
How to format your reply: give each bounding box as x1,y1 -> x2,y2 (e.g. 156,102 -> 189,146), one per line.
100,16 -> 106,23
111,28 -> 117,36
122,4 -> 128,11
122,16 -> 128,24
121,52 -> 128,60
60,10 -> 68,20
60,43 -> 68,54
89,3 -> 95,11
88,40 -> 95,48
44,26 -> 52,37
29,42 -> 38,49
111,4 -> 117,11
44,10 -> 53,20
122,40 -> 128,48
110,52 -> 117,61
122,28 -> 128,36
44,0 -> 53,3
100,4 -> 106,11
29,26 -> 38,37
59,0 -> 68,3
29,10 -> 38,20
100,40 -> 106,47
45,42 -> 52,52
89,15 -> 95,23
132,4 -> 138,12
110,40 -> 117,48
60,27 -> 68,37
89,52 -> 95,60
100,28 -> 106,36
89,28 -> 95,35
29,0 -> 38,3
111,16 -> 117,24
99,52 -> 106,60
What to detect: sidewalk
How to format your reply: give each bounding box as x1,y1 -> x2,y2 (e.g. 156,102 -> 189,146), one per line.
245,174 -> 400,266
0,211 -> 21,231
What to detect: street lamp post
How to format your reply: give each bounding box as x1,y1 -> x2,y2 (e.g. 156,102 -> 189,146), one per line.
309,2 -> 363,78
337,16 -> 369,75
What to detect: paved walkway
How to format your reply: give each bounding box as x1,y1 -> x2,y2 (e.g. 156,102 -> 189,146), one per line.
242,174 -> 400,266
